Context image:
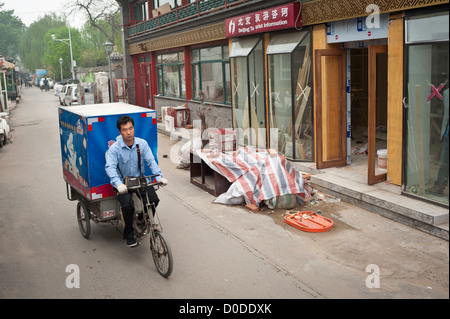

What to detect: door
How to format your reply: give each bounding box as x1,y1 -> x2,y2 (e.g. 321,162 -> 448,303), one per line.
139,63 -> 152,108
368,45 -> 388,185
314,49 -> 347,169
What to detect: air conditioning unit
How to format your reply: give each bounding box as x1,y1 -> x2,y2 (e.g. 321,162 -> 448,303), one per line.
164,115 -> 175,132
160,106 -> 170,123
166,106 -> 190,128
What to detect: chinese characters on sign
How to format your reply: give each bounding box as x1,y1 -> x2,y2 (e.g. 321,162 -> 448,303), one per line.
225,2 -> 302,38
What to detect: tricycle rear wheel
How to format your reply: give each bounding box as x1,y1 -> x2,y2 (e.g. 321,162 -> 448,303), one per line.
77,201 -> 91,239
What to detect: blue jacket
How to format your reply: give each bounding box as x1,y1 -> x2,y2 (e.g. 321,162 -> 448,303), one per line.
105,137 -> 162,188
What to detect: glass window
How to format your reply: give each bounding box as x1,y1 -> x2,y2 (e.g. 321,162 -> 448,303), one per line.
201,47 -> 222,61
404,12 -> 449,206
268,31 -> 313,160
162,52 -> 179,64
153,0 -> 184,9
192,49 -> 200,62
269,53 -> 292,151
231,38 -> 266,147
133,1 -> 149,21
192,45 -> 230,104
231,57 -> 248,134
249,41 -> 266,146
406,14 -> 449,43
156,52 -> 185,98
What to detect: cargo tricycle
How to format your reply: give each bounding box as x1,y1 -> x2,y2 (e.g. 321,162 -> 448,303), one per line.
59,103 -> 173,278
66,175 -> 173,278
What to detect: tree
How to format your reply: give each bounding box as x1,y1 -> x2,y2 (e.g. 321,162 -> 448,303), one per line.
78,12 -> 123,68
69,0 -> 121,44
16,4 -> 123,79
19,14 -> 67,73
0,2 -> 26,58
43,27 -> 83,80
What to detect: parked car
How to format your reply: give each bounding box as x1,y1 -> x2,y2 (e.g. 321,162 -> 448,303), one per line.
60,84 -> 76,105
64,86 -> 79,106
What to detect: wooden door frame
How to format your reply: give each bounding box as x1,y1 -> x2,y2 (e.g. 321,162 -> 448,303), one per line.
138,62 -> 152,108
314,48 -> 347,169
368,45 -> 388,185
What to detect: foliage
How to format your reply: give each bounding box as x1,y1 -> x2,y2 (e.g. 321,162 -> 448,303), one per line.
43,27 -> 83,80
9,1 -> 124,79
0,2 -> 26,58
78,11 -> 123,68
19,14 -> 67,74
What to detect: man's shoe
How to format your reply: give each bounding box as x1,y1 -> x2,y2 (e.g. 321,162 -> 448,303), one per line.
127,237 -> 138,247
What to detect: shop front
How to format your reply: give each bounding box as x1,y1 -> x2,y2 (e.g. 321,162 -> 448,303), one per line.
311,3 -> 448,206
226,1 -> 449,207
123,0 -> 448,206
227,2 -> 314,161
314,13 -> 392,185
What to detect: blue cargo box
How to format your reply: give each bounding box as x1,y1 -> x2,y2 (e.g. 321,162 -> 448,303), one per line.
59,103 -> 157,201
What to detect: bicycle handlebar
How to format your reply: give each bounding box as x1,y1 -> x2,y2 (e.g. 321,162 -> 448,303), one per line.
131,174 -> 163,189
114,174 -> 163,194
144,174 -> 164,186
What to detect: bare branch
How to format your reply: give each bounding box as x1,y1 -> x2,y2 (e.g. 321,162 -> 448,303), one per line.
67,0 -> 120,42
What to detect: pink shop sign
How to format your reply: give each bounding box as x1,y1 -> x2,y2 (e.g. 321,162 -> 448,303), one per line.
225,2 -> 302,38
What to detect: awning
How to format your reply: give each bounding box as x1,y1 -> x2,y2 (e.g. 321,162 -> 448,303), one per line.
266,30 -> 308,55
229,37 -> 261,58
0,59 -> 15,69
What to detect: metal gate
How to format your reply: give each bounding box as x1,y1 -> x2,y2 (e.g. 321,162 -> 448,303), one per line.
113,78 -> 132,103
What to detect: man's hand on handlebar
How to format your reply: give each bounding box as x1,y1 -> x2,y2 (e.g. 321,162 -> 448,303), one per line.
159,178 -> 168,186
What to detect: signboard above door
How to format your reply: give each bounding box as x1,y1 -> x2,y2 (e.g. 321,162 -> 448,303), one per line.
327,14 -> 389,43
225,2 -> 302,38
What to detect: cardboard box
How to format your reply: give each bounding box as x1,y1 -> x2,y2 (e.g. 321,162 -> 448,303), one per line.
59,103 -> 157,201
152,3 -> 171,17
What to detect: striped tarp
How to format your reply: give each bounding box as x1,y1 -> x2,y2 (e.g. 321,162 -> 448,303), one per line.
198,147 -> 310,206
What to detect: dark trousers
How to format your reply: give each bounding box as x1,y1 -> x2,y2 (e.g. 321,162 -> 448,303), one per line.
117,186 -> 160,239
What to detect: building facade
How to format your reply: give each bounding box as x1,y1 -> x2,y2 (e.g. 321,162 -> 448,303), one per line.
117,0 -> 449,207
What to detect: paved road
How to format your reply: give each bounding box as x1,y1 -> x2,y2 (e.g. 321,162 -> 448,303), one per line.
0,87 -> 448,301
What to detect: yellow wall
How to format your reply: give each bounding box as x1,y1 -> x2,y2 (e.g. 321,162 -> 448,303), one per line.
387,15 -> 404,186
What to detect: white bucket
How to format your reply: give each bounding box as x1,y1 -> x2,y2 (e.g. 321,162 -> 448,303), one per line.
377,149 -> 387,170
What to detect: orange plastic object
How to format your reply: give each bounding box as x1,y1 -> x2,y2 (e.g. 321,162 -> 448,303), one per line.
284,211 -> 333,233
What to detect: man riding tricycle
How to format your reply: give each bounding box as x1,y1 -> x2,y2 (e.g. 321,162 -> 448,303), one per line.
59,103 -> 173,278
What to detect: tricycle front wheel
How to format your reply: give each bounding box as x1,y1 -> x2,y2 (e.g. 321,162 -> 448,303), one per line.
77,201 -> 91,239
150,231 -> 173,278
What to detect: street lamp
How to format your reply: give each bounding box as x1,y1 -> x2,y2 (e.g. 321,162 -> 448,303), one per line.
104,40 -> 115,102
58,57 -> 63,82
52,28 -> 75,80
